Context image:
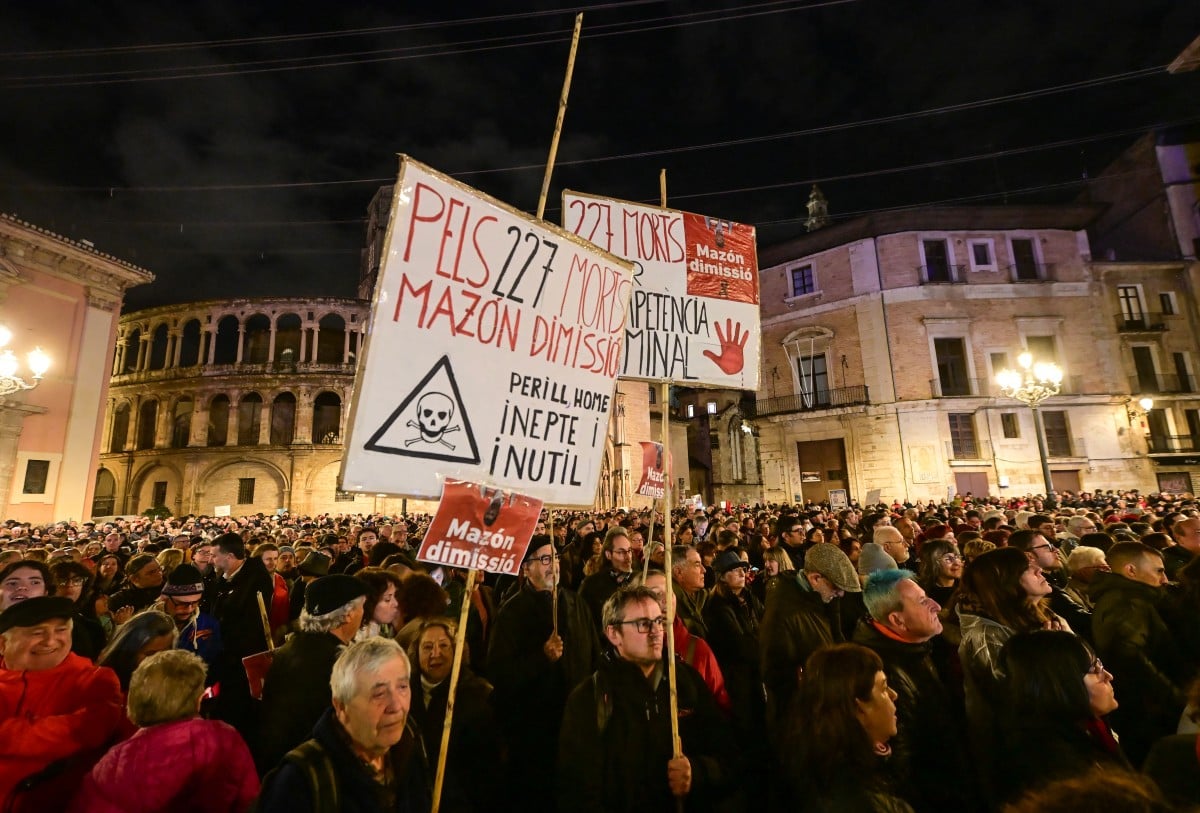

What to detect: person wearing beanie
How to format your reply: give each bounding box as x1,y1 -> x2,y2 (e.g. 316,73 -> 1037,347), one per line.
255,575 -> 367,775
759,542 -> 861,747
152,563 -> 222,676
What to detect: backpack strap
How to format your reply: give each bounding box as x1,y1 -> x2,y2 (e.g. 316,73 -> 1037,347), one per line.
285,740 -> 339,813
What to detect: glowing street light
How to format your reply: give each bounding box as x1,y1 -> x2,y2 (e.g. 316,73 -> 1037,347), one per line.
0,324 -> 51,397
996,352 -> 1062,496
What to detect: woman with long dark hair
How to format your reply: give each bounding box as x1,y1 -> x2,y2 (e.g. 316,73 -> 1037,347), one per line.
783,644 -> 912,812
917,538 -> 963,608
998,630 -> 1127,803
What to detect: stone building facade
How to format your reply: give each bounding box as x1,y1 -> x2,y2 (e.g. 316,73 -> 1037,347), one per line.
746,204 -> 1200,505
96,297 -> 387,517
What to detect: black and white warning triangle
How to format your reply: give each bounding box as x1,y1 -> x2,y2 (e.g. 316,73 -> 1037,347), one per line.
364,355 -> 481,464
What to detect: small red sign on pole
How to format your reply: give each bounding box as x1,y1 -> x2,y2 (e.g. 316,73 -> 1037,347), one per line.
416,479 -> 543,575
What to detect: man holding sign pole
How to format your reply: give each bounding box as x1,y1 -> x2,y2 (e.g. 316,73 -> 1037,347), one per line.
557,585 -> 737,813
487,536 -> 598,813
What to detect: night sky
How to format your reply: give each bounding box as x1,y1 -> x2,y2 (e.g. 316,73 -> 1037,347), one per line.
1,0 -> 1197,311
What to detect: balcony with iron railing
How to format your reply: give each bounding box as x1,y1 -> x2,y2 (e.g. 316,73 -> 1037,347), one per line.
1148,435 -> 1200,454
930,375 -> 1084,398
748,385 -> 870,418
1127,373 -> 1198,395
1115,311 -> 1169,332
917,264 -> 967,284
1007,262 -> 1056,282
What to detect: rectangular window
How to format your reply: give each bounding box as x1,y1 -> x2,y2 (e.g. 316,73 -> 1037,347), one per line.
922,239 -> 953,282
1161,292 -> 1178,315
934,338 -> 971,396
968,240 -> 996,272
797,354 -> 830,406
990,352 -> 1010,376
1011,238 -> 1040,280
335,490 -> 356,502
647,385 -> 657,405
1042,411 -> 1072,457
709,431 -> 720,449
948,414 -> 979,458
789,264 -> 816,296
151,481 -> 167,507
21,460 -> 50,494
706,401 -> 718,415
1117,285 -> 1144,325
1173,352 -> 1193,393
1132,346 -> 1159,393
1001,412 -> 1020,439
1186,409 -> 1200,443
686,404 -> 695,418
237,478 -> 256,505
1025,335 -> 1058,363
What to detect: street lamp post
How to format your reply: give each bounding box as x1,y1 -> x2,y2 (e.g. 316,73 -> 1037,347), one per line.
0,324 -> 50,398
996,352 -> 1062,497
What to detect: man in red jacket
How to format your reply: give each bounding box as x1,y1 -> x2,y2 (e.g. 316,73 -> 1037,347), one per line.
0,596 -> 125,813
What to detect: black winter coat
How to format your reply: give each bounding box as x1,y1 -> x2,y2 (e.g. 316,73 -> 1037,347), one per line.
702,587 -> 764,733
257,707 -> 435,813
557,654 -> 738,813
255,630 -> 345,774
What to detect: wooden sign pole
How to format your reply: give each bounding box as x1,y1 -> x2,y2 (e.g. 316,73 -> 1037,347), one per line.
535,13 -> 584,221
431,567 -> 477,813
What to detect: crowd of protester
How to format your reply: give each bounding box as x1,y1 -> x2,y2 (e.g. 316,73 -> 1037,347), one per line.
1,488 -> 1199,811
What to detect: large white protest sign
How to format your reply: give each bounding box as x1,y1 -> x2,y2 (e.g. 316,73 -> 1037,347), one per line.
340,158 -> 635,504
563,192 -> 760,389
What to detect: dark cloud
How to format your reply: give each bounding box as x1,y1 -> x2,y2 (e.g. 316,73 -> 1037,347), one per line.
0,0 -> 1197,311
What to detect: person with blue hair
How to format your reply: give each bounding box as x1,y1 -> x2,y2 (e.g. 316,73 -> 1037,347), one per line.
853,569 -> 982,811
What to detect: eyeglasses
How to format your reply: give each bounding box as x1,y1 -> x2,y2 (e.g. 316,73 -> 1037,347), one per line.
610,549 -> 633,558
788,528 -> 804,534
615,616 -> 666,634
529,554 -> 560,566
940,554 -> 963,564
64,577 -> 87,586
1030,543 -> 1058,553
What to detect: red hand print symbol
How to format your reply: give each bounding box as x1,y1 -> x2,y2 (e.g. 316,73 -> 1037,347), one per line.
703,319 -> 749,375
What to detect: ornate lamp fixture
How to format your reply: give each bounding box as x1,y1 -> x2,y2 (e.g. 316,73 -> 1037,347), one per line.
996,352 -> 1062,495
0,324 -> 50,397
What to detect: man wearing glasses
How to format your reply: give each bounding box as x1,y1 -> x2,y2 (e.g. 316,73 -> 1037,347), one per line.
579,527 -> 636,632
488,535 -> 598,813
154,563 -> 222,676
557,585 -> 736,813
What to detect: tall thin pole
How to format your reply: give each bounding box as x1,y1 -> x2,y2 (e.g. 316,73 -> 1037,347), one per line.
535,13 -> 584,221
1031,405 -> 1054,496
431,568 -> 477,813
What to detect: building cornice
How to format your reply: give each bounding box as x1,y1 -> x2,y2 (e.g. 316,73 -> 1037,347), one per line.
0,213 -> 154,292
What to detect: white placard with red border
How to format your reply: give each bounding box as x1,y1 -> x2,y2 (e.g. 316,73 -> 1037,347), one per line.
340,158 -> 635,504
563,191 -> 760,389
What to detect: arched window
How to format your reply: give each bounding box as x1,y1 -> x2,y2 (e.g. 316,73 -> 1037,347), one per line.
178,319 -> 202,367
110,404 -> 130,453
271,393 -> 296,445
92,469 -> 117,517
213,316 -> 240,365
123,329 -> 142,373
171,398 -> 194,448
148,324 -> 169,370
244,314 -> 271,364
274,313 -> 302,362
312,391 -> 342,443
316,314 -> 345,364
208,395 -> 231,446
238,393 -> 263,445
136,401 -> 158,450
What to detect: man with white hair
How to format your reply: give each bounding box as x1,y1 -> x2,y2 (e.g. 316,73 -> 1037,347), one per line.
255,575 -> 367,774
257,636 -> 437,812
1063,546 -> 1109,611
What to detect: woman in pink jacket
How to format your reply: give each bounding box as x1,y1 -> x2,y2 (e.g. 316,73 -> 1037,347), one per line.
71,649 -> 258,813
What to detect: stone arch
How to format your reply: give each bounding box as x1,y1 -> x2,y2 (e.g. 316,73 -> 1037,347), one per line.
148,323 -> 170,370
178,319 -> 203,367
110,402 -> 131,453
315,313 -> 345,364
270,392 -> 297,445
91,468 -> 117,517
237,391 -> 264,445
136,400 -> 158,450
213,315 -> 240,365
208,394 -> 231,446
123,328 -> 142,373
129,460 -> 186,514
244,313 -> 272,364
197,457 -> 289,515
312,391 -> 341,443
170,396 -> 194,449
274,313 -> 302,362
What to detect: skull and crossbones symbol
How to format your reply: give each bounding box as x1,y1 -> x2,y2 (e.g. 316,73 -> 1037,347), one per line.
405,392 -> 461,449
